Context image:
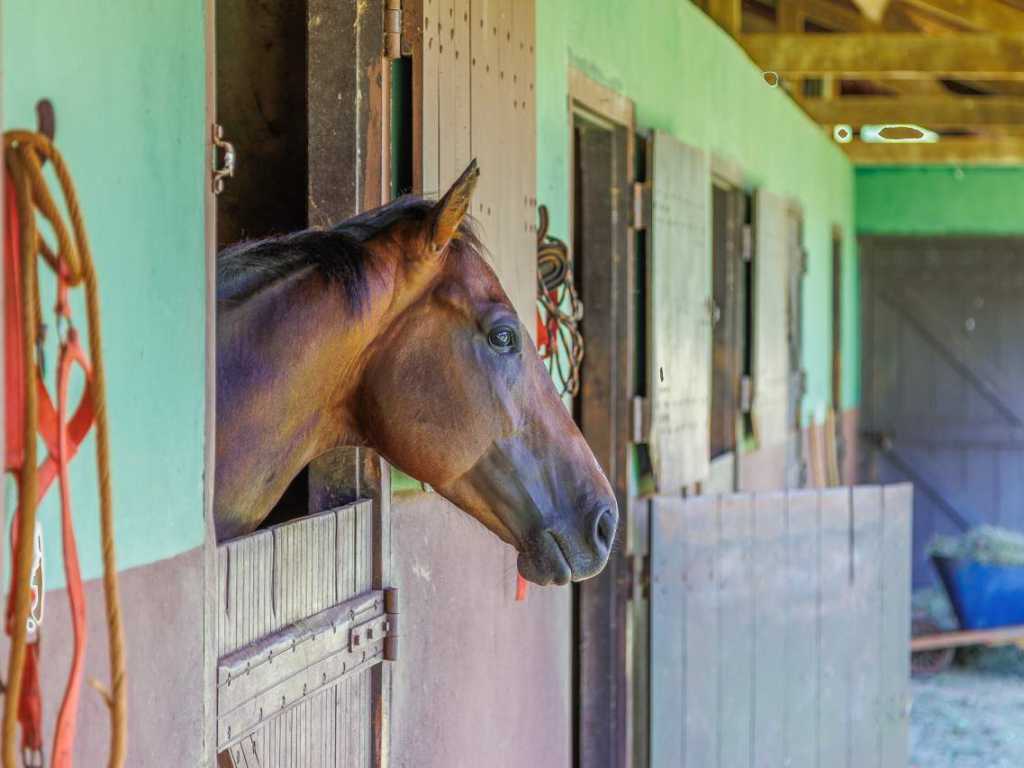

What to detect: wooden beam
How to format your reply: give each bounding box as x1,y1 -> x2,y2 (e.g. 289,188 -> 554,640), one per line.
800,0 -> 879,31
739,33 -> 1024,79
707,0 -> 742,34
844,137 -> 1024,164
899,0 -> 1024,32
851,0 -> 892,23
799,95 -> 1024,126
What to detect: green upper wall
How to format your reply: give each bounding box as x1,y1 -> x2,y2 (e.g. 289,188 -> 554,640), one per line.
4,0 -> 208,584
857,167 -> 1024,235
536,0 -> 860,416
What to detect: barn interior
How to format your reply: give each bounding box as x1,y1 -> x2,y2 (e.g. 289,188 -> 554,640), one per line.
5,1 -> 1024,767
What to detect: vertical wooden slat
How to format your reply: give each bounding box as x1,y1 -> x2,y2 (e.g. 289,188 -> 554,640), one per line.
718,493 -> 754,768
818,488 -> 852,768
420,0 -> 440,194
880,484 -> 912,768
784,489 -> 819,768
684,495 -> 720,768
751,490 -> 787,766
850,486 -> 883,768
649,496 -> 687,767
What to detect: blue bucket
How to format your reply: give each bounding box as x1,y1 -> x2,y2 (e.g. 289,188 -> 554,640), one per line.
933,555 -> 1024,630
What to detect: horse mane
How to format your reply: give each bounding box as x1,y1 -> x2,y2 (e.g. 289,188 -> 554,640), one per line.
217,195 -> 484,310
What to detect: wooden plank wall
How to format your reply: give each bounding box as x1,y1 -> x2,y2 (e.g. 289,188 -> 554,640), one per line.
650,485 -> 912,768
414,0 -> 536,325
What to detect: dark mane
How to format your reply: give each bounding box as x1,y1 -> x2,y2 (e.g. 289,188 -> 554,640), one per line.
217,195 -> 482,309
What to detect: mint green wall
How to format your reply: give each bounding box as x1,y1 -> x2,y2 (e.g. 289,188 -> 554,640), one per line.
4,0 -> 208,585
857,167 -> 1024,235
536,0 -> 859,418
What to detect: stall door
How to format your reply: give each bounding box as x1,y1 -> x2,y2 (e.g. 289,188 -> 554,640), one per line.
645,131 -> 712,495
861,236 -> 1024,586
208,2 -> 392,765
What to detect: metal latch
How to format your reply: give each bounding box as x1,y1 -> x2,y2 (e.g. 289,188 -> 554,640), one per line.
384,0 -> 403,59
211,124 -> 236,195
349,588 -> 400,660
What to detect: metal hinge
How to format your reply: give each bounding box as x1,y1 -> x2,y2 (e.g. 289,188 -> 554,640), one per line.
739,374 -> 752,413
632,181 -> 652,231
624,553 -> 650,601
631,396 -> 651,444
384,0 -> 403,59
211,124 -> 236,195
741,224 -> 753,262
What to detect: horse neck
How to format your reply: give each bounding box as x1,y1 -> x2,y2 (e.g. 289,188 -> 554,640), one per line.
215,268 -> 384,536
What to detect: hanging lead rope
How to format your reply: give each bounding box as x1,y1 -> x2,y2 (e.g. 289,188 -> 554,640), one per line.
535,206 -> 584,399
3,131 -> 126,768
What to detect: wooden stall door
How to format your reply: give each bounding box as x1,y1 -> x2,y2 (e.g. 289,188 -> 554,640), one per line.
208,3 -> 392,765
748,191 -> 806,490
649,486 -> 912,768
861,236 -> 1024,586
645,131 -> 712,495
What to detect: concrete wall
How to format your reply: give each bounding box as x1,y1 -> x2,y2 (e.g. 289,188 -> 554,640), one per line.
857,166 -> 1024,236
4,1 -> 208,762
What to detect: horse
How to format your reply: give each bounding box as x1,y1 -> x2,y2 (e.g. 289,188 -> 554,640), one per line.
214,161 -> 617,585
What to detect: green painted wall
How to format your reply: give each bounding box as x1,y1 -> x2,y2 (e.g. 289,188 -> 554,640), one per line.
857,167 -> 1024,235
536,0 -> 859,419
4,0 -> 208,585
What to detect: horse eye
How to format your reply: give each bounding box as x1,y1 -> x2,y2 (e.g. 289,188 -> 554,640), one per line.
487,326 -> 518,351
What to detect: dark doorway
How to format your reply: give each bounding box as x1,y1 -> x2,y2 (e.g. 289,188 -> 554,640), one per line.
570,73 -> 636,768
709,180 -> 747,491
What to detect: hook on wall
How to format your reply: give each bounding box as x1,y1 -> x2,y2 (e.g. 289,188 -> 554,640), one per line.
36,99 -> 56,141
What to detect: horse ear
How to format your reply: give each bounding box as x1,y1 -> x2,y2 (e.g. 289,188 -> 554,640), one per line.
429,159 -> 480,253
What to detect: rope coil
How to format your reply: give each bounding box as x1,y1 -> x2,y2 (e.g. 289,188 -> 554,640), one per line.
4,131 -> 126,768
535,206 -> 584,398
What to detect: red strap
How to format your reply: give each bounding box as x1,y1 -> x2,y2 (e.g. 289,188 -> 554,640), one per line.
4,168 -> 94,764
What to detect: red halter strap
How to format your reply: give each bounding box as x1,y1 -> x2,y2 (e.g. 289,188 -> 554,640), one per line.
4,168 -> 94,767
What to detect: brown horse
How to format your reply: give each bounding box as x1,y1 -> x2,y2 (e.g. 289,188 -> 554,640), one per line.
215,161 -> 617,585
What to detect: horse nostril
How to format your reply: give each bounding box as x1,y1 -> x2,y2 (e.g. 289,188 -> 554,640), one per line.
592,507 -> 617,555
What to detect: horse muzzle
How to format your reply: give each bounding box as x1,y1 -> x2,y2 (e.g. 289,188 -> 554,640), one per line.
516,500 -> 618,586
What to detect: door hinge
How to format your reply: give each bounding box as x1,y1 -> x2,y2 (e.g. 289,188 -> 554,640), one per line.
632,181 -> 652,231
741,224 -> 753,262
211,123 -> 236,195
631,396 -> 651,444
624,553 -> 650,601
739,374 -> 752,413
384,0 -> 403,59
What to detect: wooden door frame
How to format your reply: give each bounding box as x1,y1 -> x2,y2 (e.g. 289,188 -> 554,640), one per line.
567,67 -> 638,768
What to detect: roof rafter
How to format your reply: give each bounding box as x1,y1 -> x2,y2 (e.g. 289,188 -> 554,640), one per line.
798,95 -> 1024,126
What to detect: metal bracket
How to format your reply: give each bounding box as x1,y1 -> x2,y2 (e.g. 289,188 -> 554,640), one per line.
211,123 -> 236,195
631,396 -> 651,444
632,181 -> 652,231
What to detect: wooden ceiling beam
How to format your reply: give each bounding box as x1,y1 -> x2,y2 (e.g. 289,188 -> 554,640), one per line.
707,0 -> 743,34
844,137 -> 1024,164
798,95 -> 1024,126
898,0 -> 1024,32
739,33 -> 1024,79
851,0 -> 892,23
796,0 -> 879,31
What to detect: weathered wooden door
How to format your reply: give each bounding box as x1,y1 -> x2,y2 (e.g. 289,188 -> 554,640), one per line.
207,3 -> 393,765
649,486 -> 912,768
749,191 -> 806,489
645,131 -> 712,495
861,236 -> 1024,586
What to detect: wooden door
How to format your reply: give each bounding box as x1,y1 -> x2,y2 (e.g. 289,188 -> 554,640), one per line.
750,191 -> 806,489
645,132 -> 712,495
861,236 -> 1024,586
649,486 -> 912,768
207,3 -> 392,765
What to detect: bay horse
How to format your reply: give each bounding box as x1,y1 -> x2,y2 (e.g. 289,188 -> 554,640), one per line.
214,161 -> 617,585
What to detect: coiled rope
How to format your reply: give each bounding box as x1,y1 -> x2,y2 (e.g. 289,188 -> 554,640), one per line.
3,131 -> 126,768
535,206 -> 584,398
